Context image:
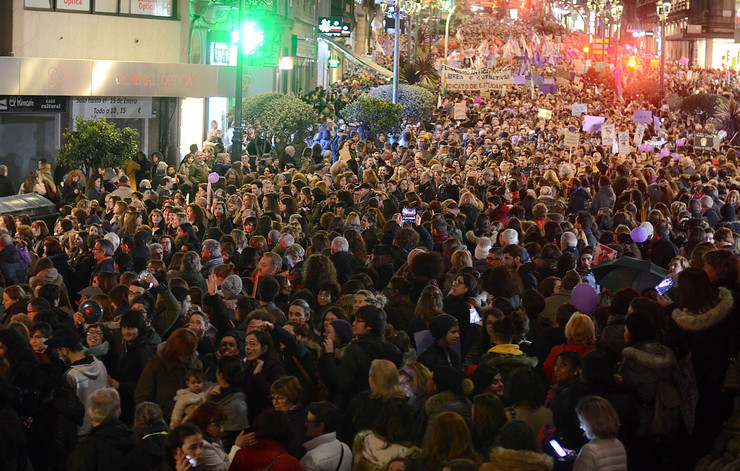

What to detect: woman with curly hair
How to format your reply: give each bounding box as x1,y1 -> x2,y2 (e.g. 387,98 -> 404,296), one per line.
303,254 -> 340,298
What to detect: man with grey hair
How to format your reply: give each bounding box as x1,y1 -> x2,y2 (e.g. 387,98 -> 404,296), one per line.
67,388 -> 138,470
285,244 -> 305,280
499,228 -> 519,247
700,195 -> 719,228
330,236 -> 357,284
560,231 -> 578,254
0,164 -> 15,196
104,232 -> 120,253
200,239 -> 224,278
90,239 -> 116,281
277,233 -> 295,254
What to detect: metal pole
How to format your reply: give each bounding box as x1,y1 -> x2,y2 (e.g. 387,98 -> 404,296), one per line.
601,14 -> 605,64
660,17 -> 665,102
393,3 -> 400,103
231,0 -> 244,163
444,7 -> 453,62
407,11 -> 413,67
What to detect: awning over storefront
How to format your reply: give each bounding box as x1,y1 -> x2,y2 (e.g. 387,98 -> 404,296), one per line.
0,57 -> 236,97
318,35 -> 393,80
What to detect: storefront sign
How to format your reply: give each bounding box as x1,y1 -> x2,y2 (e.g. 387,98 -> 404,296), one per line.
74,97 -> 154,119
0,96 -> 67,113
129,0 -> 172,17
328,53 -> 341,68
441,65 -> 514,91
319,18 -> 350,37
1,57 -> 235,98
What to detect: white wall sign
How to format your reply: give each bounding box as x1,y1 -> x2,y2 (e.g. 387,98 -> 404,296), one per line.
75,97 -> 154,119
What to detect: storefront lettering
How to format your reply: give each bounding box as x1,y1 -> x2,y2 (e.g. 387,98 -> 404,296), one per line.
115,73 -> 194,87
63,0 -> 83,5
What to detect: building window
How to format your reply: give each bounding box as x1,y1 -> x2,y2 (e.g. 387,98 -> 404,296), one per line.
25,0 -> 175,18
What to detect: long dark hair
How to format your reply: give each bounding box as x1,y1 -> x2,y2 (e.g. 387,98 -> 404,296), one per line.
677,268 -> 719,312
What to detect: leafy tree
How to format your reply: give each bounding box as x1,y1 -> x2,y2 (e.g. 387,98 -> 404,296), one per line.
680,93 -> 721,123
58,117 -> 139,176
229,92 -> 317,140
368,84 -> 435,123
715,98 -> 740,144
341,95 -> 404,136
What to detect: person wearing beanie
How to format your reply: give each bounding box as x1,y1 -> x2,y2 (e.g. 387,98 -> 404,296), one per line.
542,270 -> 582,323
424,365 -> 474,432
113,309 -> 160,423
418,314 -> 461,371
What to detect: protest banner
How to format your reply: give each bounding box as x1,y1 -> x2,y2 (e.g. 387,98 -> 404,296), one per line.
564,131 -> 580,147
618,131 -> 630,154
601,123 -> 615,146
572,104 -> 587,116
633,110 -> 652,124
441,65 -> 515,91
453,102 -> 467,120
634,123 -> 645,146
582,115 -> 605,132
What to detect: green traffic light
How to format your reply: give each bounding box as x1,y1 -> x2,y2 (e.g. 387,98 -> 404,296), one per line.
242,21 -> 264,54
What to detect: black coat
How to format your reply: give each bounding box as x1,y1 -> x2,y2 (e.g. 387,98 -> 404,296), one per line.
335,335 -> 402,400
567,187 -> 590,215
90,258 -> 116,283
330,251 -> 358,285
28,384 -> 85,471
116,329 -> 160,423
0,245 -> 27,287
0,175 -> 16,197
66,421 -> 138,471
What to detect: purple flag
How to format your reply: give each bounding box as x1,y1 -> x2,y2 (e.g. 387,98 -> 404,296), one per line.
513,75 -> 526,85
539,84 -> 558,94
633,110 -> 652,124
582,115 -> 605,132
680,56 -> 689,65
654,115 -> 661,131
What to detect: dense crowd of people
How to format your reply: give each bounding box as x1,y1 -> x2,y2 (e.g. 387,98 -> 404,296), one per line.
2,9 -> 740,471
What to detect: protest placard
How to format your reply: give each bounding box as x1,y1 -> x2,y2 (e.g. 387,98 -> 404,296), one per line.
618,131 -> 630,154
453,102 -> 467,120
633,110 -> 652,124
564,132 -> 580,147
634,123 -> 645,146
572,104 -> 587,116
538,108 -> 552,120
601,123 -> 615,146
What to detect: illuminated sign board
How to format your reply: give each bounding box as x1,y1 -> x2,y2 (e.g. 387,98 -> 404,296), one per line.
209,42 -> 237,66
328,53 -> 341,68
319,17 -> 351,37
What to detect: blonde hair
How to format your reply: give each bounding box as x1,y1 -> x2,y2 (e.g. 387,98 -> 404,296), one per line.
451,250 -> 473,272
565,313 -> 596,345
369,359 -> 404,400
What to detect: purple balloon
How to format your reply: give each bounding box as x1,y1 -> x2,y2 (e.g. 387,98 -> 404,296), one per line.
659,148 -> 670,157
670,152 -> 680,160
571,283 -> 598,313
676,139 -> 685,147
207,172 -> 219,184
631,226 -> 649,243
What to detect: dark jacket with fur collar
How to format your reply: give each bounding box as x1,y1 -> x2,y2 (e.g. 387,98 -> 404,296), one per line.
618,342 -> 677,437
671,287 -> 735,398
480,447 -> 553,471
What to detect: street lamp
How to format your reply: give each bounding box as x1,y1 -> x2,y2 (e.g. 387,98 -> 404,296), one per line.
381,0 -> 402,104
442,0 -> 455,63
656,0 -> 671,102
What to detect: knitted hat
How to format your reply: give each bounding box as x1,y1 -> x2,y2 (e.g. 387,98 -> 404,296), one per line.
428,314 -> 458,339
330,319 -> 353,345
561,270 -> 582,291
30,268 -> 63,288
475,237 -> 492,260
432,365 -> 465,396
218,275 -> 243,299
78,286 -> 104,297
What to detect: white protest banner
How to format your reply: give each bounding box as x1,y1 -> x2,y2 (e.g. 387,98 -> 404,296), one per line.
572,104 -> 587,116
564,132 -> 580,147
453,102 -> 467,120
441,65 -> 515,92
601,124 -> 615,146
634,123 -> 645,146
618,131 -> 630,154
538,108 -> 552,120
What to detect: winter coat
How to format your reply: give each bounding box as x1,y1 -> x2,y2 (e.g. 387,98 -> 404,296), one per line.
66,355 -> 108,436
129,424 -> 168,469
116,329 -> 159,423
567,187 -> 590,215
417,343 -> 461,371
228,439 -> 302,471
618,342 -> 679,437
480,344 -> 538,400
351,431 -> 420,471
572,439 -> 627,471
590,185 -> 616,213
480,447 -> 554,471
244,356 -> 286,423
66,420 -> 138,471
215,387 -> 249,433
28,385 -> 85,471
0,408 -> 29,471
134,342 -> 202,420
342,390 -> 387,444
301,432 -> 352,471
336,334 -> 402,399
0,244 -> 27,287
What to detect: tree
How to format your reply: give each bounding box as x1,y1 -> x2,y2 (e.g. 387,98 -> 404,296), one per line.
680,93 -> 721,123
58,117 -> 140,176
715,98 -> 740,145
368,84 -> 436,123
229,92 -> 318,141
341,95 -> 404,137
401,54 -> 441,90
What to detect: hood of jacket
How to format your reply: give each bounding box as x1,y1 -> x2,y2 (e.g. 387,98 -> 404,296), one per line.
72,355 -> 107,381
355,431 -> 419,468
84,341 -> 110,360
621,342 -> 676,371
484,447 -> 553,471
487,344 -> 525,356
671,286 -> 733,331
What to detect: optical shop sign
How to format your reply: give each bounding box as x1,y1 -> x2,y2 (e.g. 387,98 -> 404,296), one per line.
74,97 -> 154,119
441,66 -> 514,91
